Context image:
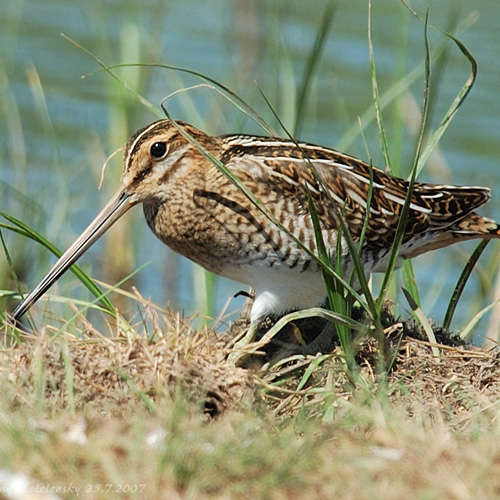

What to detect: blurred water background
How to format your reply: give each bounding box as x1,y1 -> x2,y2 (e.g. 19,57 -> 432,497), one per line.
1,0 -> 500,341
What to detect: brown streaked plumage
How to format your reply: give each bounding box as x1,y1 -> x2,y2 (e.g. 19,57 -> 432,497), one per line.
9,119 -> 500,349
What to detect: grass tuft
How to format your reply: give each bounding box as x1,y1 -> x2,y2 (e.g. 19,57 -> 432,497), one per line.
1,299 -> 500,497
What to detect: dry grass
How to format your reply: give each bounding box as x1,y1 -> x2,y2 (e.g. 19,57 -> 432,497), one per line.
3,315 -> 253,419
1,303 -> 500,499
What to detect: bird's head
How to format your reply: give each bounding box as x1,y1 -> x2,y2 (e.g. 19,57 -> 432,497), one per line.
119,119 -> 215,205
9,119 -> 211,322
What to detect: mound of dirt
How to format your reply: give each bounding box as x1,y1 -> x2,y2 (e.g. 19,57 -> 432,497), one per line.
3,322 -> 254,419
2,307 -> 499,422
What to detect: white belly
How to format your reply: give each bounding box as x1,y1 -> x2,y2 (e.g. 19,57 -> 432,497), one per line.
224,262 -> 327,323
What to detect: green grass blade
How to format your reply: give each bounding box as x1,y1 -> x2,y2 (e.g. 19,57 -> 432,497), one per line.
0,212 -> 115,316
375,10 -> 432,313
459,299 -> 500,343
307,192 -> 336,305
307,192 -> 352,355
296,354 -> 331,392
294,1 -> 336,136
0,228 -> 21,294
402,260 -> 420,307
398,4 -> 478,177
443,240 -> 490,331
402,287 -> 439,360
356,161 -> 374,252
368,0 -> 392,169
415,38 -> 476,176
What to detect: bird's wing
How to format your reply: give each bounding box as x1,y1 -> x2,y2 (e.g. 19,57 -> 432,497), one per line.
220,136 -> 491,248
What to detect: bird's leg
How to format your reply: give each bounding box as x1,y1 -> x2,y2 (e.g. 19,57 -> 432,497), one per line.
228,315 -> 283,367
227,288 -> 269,366
228,320 -> 261,365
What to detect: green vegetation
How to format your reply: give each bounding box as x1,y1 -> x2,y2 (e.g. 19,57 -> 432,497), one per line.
1,1 -> 500,498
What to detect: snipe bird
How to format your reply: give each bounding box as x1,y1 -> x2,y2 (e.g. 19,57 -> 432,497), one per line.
10,119 -> 500,354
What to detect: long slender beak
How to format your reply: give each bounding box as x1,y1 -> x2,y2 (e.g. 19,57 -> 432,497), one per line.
10,187 -> 136,323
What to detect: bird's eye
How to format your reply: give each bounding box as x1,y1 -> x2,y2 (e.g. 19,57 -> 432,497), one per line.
150,142 -> 168,159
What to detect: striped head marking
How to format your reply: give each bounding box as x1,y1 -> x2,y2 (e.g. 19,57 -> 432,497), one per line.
120,119 -> 215,203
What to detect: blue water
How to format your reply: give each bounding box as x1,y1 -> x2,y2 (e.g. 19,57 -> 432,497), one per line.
2,0 -> 500,341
